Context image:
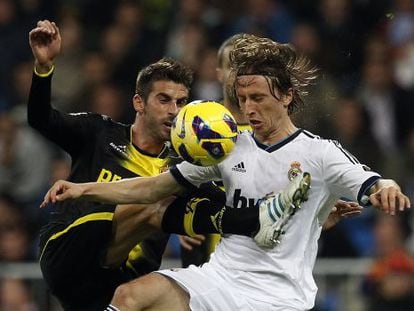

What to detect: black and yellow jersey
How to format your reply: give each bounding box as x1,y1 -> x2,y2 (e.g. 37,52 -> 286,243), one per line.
28,72 -> 171,311
28,73 -> 170,247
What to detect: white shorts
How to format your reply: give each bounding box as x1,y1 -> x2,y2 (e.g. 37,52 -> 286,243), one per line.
156,263 -> 300,311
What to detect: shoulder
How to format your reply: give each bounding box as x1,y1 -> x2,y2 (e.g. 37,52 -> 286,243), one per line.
298,129 -> 335,146
70,112 -> 128,127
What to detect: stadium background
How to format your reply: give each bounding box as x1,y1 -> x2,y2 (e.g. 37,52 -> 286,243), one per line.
0,0 -> 414,310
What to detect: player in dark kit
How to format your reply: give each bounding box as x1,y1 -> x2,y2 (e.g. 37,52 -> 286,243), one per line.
28,20 -> 194,310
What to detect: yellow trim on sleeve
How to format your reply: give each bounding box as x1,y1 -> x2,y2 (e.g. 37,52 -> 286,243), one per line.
34,65 -> 55,77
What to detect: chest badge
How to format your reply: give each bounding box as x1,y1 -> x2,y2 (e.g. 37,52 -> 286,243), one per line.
288,161 -> 302,181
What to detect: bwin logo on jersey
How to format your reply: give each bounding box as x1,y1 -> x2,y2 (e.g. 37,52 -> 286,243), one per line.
232,161 -> 246,173
233,189 -> 259,208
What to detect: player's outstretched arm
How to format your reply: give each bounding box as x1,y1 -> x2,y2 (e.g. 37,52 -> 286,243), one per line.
368,179 -> 411,215
40,172 -> 183,207
29,20 -> 61,73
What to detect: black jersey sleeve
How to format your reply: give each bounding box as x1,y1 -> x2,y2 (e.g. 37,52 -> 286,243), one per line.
27,72 -> 103,156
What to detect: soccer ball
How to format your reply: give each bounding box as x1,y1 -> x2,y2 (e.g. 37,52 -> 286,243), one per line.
171,100 -> 238,166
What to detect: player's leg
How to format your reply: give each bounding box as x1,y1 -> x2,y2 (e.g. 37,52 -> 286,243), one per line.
105,197 -> 174,267
162,172 -> 312,248
38,204 -> 126,310
107,273 -> 190,311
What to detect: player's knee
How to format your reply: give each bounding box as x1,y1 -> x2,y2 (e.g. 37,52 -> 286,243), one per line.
112,283 -> 139,310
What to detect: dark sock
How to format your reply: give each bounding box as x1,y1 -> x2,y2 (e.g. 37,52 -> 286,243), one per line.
221,206 -> 259,236
161,194 -> 259,237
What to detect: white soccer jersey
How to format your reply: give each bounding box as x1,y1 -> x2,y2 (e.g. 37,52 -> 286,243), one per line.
169,129 -> 380,310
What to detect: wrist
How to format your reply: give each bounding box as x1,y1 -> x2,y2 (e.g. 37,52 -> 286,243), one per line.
34,60 -> 54,75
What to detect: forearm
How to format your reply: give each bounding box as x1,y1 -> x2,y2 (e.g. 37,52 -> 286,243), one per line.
27,70 -> 54,130
80,177 -> 158,204
79,173 -> 183,204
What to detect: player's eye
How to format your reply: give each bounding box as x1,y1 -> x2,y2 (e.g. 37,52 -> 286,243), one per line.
177,98 -> 188,107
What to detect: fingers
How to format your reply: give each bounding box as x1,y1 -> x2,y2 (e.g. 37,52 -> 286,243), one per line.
370,187 -> 411,215
334,200 -> 362,217
340,209 -> 362,218
36,20 -> 57,35
39,180 -> 71,208
29,20 -> 59,44
179,235 -> 205,251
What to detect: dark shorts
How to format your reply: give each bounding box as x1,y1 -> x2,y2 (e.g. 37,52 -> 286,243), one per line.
39,201 -> 169,311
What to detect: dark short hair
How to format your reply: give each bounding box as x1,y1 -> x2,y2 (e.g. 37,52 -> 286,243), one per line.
135,57 -> 193,101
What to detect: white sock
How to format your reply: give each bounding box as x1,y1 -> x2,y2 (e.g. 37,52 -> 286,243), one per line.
105,304 -> 121,311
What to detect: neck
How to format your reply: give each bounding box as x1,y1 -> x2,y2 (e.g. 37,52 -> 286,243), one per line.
255,118 -> 297,145
131,122 -> 165,156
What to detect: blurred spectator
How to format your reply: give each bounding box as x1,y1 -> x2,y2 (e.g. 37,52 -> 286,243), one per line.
363,214 -> 414,311
364,33 -> 391,63
166,22 -> 209,70
87,83 -> 129,123
0,110 -> 55,235
166,0 -> 225,54
331,96 -> 384,171
51,9 -> 86,112
0,0 -> 30,108
386,0 -> 414,48
230,0 -> 294,42
290,22 -> 339,136
192,48 -> 221,101
357,57 -> 414,164
394,41 -> 414,90
315,0 -> 364,89
100,1 -> 165,93
0,195 -> 22,234
0,196 -> 34,261
0,225 -> 32,261
0,278 -> 39,311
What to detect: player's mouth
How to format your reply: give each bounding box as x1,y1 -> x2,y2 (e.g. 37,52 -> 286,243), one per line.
163,121 -> 173,131
249,119 -> 262,128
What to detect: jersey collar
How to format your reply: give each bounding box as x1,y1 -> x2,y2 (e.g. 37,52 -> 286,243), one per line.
252,128 -> 303,152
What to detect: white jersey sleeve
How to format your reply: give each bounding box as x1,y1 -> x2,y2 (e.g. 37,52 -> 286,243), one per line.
169,161 -> 221,189
322,140 -> 381,205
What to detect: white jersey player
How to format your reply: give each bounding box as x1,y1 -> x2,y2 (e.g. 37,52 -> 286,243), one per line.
160,129 -> 381,310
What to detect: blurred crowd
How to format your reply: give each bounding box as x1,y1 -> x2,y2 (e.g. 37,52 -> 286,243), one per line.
1,0 -> 414,310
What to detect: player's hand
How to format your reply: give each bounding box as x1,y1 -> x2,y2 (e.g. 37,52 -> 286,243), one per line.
369,180 -> 411,216
179,234 -> 206,251
29,20 -> 61,72
40,179 -> 83,208
322,200 -> 362,231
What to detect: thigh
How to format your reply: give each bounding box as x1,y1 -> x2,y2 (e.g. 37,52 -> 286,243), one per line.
39,216 -> 125,310
107,204 -> 157,266
112,272 -> 190,311
157,264 -> 247,311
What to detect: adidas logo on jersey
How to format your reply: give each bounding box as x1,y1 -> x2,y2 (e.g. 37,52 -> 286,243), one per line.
232,161 -> 246,173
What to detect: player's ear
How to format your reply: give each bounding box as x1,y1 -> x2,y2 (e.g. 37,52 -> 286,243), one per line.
281,89 -> 293,108
133,94 -> 145,114
217,67 -> 224,83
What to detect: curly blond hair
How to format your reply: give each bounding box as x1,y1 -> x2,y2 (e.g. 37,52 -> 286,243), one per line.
229,34 -> 318,114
